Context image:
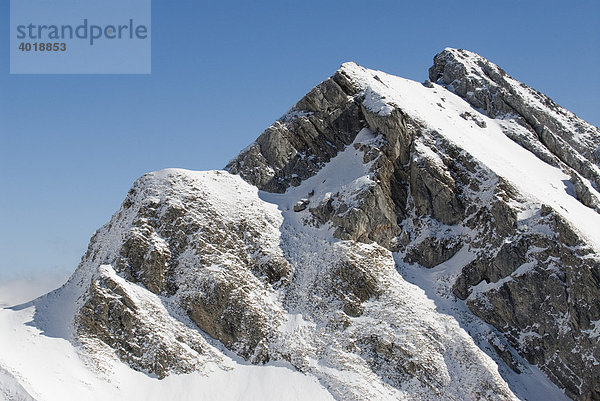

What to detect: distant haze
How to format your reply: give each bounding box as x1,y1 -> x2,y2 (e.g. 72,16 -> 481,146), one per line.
0,274 -> 68,307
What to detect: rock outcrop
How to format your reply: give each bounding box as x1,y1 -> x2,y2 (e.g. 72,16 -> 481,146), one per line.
429,48 -> 600,194
226,70 -> 364,193
74,170 -> 291,372
66,169 -> 518,400
226,54 -> 600,400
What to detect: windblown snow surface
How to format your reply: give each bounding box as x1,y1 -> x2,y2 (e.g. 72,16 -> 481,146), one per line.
2,60 -> 597,400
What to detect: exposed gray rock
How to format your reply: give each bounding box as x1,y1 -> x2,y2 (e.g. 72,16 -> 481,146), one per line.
571,172 -> 600,212
77,266 -> 223,378
409,152 -> 465,225
404,236 -> 462,268
75,171 -> 292,372
463,222 -> 600,400
425,49 -> 600,400
226,70 -> 364,193
228,55 -> 600,399
70,169 -> 518,400
117,224 -> 171,295
460,111 -> 487,128
293,198 -> 310,212
429,48 -> 600,193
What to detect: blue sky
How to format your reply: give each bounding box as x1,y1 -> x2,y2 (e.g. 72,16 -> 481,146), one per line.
0,0 -> 599,284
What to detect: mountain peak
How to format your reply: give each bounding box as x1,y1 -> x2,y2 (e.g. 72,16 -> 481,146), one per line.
4,50 -> 599,401
429,47 -> 600,196
224,51 -> 600,398
429,47 -> 514,101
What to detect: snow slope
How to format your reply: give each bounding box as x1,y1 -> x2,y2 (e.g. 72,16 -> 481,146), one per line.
0,303 -> 334,401
342,62 -> 600,250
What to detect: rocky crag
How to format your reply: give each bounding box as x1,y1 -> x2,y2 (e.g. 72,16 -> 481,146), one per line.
38,49 -> 600,400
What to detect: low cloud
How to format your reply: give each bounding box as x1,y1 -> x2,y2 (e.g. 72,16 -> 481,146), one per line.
0,273 -> 70,307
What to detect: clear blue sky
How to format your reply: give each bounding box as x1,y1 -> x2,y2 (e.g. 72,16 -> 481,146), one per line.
1,0 -> 599,283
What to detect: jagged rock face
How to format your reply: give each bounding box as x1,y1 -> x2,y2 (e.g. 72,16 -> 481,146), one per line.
77,265 -> 225,378
427,49 -> 600,400
227,68 -> 465,250
226,71 -> 364,193
66,50 -> 600,400
75,170 -> 292,373
429,48 -> 600,198
227,56 -> 600,400
456,209 -> 600,400
71,169 -> 518,400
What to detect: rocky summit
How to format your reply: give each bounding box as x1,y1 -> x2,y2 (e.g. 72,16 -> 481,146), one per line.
3,49 -> 599,401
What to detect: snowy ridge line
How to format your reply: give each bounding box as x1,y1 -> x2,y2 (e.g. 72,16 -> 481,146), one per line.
340,61 -> 600,251
437,48 -> 600,152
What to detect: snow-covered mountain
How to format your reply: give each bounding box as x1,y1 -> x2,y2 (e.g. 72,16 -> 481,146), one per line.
1,49 -> 599,401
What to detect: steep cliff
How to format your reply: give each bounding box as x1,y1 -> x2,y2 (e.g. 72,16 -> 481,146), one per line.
228,51 -> 600,400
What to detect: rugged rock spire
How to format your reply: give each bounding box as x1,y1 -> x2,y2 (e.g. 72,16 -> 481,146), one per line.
226,54 -> 600,399
429,48 -> 600,210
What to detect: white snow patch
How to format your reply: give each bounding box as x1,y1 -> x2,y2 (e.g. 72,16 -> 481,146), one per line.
0,304 -> 335,401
